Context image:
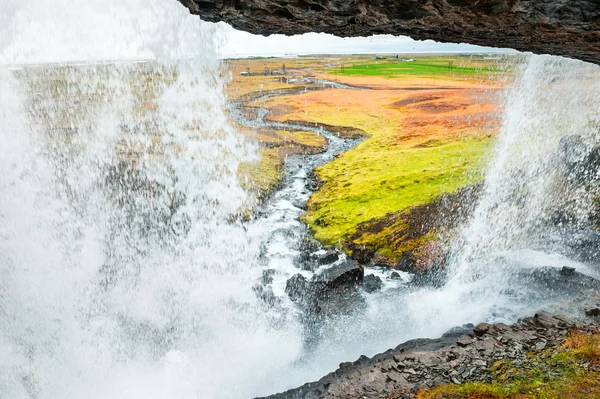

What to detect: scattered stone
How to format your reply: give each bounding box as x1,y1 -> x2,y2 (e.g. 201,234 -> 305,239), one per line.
560,266 -> 576,276
535,341 -> 547,351
473,322 -> 491,337
362,274 -> 383,293
456,335 -> 473,347
257,312 -> 600,399
396,251 -> 417,272
351,244 -> 375,264
586,308 -> 600,317
390,271 -> 402,280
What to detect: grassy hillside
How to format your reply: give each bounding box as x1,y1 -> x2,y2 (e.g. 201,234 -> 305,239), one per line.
247,55 -> 504,262
228,55 -> 506,262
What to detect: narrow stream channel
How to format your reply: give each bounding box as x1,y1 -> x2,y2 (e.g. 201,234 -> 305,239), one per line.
229,87 -> 362,298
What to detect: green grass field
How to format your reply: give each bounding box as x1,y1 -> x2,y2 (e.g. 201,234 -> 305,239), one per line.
232,55 -> 504,263
328,57 -> 504,77
303,135 -> 493,257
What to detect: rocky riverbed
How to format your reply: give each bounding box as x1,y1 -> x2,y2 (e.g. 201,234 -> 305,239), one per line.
230,80 -> 600,399
260,309 -> 600,399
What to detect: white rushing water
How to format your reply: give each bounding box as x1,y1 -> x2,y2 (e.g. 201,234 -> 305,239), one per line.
0,1 -> 303,398
273,55 -> 600,387
1,1 -> 600,399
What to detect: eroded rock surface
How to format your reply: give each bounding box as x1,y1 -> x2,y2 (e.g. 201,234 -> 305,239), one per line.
178,0 -> 600,64
285,259 -> 366,319
258,312 -> 600,399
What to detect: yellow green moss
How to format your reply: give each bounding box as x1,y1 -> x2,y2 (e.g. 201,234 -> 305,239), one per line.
238,147 -> 283,198
302,135 -> 493,249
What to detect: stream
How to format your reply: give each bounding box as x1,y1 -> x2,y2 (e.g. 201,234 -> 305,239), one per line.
225,68 -> 600,396
229,83 -> 406,303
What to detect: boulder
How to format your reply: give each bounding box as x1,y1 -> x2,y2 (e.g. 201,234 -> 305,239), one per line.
362,274 -> 383,293
296,236 -> 324,271
350,244 -> 375,264
396,251 -> 417,272
313,259 -> 364,288
311,249 -> 339,265
284,260 -> 365,318
285,273 -> 309,303
585,308 -> 600,317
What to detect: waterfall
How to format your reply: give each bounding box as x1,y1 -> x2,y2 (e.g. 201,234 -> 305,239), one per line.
0,1 -> 301,398
451,55 -> 600,282
1,1 -> 600,398
267,55 -> 600,384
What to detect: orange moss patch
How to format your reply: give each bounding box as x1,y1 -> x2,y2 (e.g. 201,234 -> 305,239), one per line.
249,75 -> 502,257
417,332 -> 600,399
563,332 -> 600,366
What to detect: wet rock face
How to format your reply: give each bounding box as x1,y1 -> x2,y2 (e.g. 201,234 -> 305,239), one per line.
285,259 -> 366,319
178,0 -> 600,65
258,312 -> 599,399
559,135 -> 600,183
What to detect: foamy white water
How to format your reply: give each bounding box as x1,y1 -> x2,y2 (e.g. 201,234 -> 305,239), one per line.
256,55 -> 600,389
0,1 -> 304,398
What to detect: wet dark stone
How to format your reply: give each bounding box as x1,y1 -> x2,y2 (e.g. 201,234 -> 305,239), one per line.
350,244 -> 375,264
253,284 -> 280,306
313,259 -> 364,287
562,229 -> 600,262
396,250 -> 417,272
261,269 -> 275,285
296,237 -> 324,271
285,273 -> 309,303
362,274 -> 383,293
560,135 -> 600,183
586,308 -> 600,317
285,260 -> 365,319
390,271 -> 402,280
312,249 -> 339,265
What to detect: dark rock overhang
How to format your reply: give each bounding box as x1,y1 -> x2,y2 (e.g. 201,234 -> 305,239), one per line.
177,0 -> 600,64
